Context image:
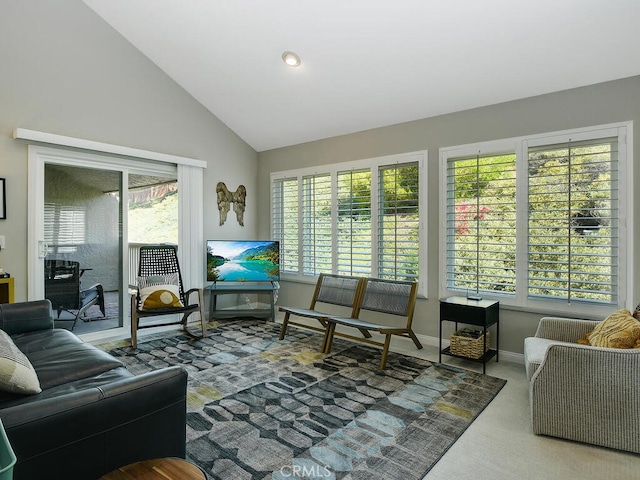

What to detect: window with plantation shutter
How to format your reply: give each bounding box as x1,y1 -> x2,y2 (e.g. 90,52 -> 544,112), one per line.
337,169 -> 372,276
271,177 -> 299,274
302,174 -> 332,275
440,122 -> 630,317
528,137 -> 618,305
271,151 -> 425,288
444,154 -> 516,296
44,203 -> 86,254
379,164 -> 420,280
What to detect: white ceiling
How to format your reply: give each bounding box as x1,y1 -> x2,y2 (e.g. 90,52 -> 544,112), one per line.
84,0 -> 640,152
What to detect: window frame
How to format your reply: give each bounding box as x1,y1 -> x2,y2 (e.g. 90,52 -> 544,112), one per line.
439,122 -> 633,318
271,151 -> 427,297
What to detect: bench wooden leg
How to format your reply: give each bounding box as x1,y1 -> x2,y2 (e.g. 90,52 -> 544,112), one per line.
408,330 -> 423,349
379,334 -> 393,370
322,322 -> 336,354
279,313 -> 291,340
358,328 -> 372,338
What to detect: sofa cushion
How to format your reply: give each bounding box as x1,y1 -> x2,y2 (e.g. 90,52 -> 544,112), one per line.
138,273 -> 183,310
0,366 -> 132,408
11,329 -> 124,390
524,337 -> 577,381
0,329 -> 41,394
588,309 -> 640,349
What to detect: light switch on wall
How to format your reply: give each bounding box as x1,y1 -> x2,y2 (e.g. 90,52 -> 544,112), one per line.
0,235 -> 5,249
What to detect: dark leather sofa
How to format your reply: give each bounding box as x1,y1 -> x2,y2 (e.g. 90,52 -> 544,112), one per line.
0,300 -> 188,480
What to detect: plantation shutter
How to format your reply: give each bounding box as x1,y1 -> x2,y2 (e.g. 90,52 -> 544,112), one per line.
302,174 -> 332,275
527,137 -> 618,304
378,163 -> 420,281
44,203 -> 87,254
445,154 -> 517,295
337,169 -> 372,276
272,177 -> 299,274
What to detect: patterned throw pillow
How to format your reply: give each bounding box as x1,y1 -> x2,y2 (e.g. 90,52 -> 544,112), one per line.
138,273 -> 184,310
0,329 -> 41,394
588,309 -> 640,349
633,303 -> 640,319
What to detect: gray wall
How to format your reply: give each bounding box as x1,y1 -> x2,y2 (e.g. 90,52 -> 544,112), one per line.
0,0 -> 257,301
257,76 -> 640,355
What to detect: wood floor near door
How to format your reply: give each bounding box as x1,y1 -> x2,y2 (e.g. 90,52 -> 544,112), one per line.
99,457 -> 206,480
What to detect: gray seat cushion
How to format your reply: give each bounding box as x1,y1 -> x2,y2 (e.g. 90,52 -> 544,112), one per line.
524,336 -> 578,380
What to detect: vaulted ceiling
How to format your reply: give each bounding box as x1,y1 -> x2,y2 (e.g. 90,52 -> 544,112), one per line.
84,0 -> 640,152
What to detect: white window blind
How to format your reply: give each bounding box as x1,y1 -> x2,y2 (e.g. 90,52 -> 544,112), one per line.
44,202 -> 86,254
337,169 -> 372,276
378,163 -> 420,280
302,174 -> 332,275
440,122 -> 629,316
445,154 -> 517,295
527,137 -> 618,304
272,177 -> 299,274
271,151 -> 425,286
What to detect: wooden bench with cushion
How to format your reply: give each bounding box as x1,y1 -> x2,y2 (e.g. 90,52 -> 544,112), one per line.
321,277 -> 422,370
278,273 -> 369,342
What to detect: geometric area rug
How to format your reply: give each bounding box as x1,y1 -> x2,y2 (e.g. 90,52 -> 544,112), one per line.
105,319 -> 507,480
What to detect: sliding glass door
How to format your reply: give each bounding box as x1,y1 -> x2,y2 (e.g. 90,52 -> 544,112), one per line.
29,146 -> 183,341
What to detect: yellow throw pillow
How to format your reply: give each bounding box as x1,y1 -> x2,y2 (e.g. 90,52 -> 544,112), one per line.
588,309 -> 640,349
138,273 -> 184,310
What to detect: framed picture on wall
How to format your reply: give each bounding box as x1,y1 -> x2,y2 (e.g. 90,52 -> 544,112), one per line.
0,178 -> 5,219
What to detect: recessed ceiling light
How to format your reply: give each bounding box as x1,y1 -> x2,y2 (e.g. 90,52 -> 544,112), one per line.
282,51 -> 301,67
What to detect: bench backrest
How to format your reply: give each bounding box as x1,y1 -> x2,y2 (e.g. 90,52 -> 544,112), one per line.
310,274 -> 365,315
356,278 -> 418,327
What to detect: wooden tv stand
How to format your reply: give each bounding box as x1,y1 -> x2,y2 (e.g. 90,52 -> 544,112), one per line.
205,282 -> 277,321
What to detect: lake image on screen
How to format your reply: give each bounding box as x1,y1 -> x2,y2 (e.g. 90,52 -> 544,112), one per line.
207,241 -> 279,282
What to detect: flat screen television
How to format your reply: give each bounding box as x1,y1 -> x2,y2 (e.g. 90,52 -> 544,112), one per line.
206,240 -> 280,282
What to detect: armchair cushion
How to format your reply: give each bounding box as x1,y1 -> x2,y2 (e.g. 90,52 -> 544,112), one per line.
524,337 -> 576,381
587,309 -> 640,349
0,329 -> 41,395
138,273 -> 184,310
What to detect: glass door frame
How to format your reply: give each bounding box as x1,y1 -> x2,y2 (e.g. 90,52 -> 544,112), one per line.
28,145 -> 205,342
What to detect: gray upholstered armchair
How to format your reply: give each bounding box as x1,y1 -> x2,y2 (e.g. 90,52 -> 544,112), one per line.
524,316 -> 640,454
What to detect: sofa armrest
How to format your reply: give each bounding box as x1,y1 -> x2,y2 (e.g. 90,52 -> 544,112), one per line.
534,316 -> 599,342
1,365 -> 188,480
0,300 -> 54,335
530,343 -> 640,453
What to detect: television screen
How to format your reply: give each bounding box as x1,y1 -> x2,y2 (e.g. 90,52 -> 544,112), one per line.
207,240 -> 280,282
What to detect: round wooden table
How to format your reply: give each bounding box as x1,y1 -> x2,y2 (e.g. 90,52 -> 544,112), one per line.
99,457 -> 206,480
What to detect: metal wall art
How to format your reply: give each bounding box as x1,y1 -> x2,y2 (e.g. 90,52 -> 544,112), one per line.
216,182 -> 246,226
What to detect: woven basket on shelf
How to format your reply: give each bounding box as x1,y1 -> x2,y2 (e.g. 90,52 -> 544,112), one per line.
450,328 -> 490,359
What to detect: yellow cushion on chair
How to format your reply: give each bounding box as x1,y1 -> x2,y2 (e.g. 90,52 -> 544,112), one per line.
138,273 -> 184,310
588,309 -> 640,349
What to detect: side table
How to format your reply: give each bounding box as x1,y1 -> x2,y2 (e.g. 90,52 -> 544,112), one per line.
0,277 -> 14,304
99,457 -> 206,480
439,296 -> 499,373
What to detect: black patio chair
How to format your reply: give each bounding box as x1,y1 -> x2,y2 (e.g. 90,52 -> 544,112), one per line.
130,244 -> 206,348
44,259 -> 105,331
